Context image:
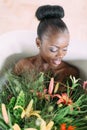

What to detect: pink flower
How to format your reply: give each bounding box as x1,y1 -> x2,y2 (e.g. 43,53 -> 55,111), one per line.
1,104 -> 9,124
48,78 -> 54,95
83,81 -> 87,90
36,78 -> 54,101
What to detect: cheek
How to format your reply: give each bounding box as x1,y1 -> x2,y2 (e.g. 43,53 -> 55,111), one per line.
40,48 -> 48,58
60,50 -> 68,57
40,49 -> 54,60
63,51 -> 67,56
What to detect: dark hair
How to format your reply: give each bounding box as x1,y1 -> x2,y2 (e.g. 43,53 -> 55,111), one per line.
35,5 -> 69,40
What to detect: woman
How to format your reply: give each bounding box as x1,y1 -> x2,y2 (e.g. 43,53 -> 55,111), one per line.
13,5 -> 79,82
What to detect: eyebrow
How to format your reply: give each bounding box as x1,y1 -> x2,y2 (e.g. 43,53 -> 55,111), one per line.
50,44 -> 69,48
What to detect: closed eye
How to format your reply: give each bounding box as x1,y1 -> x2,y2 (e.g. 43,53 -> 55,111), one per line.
63,47 -> 68,51
49,47 -> 58,52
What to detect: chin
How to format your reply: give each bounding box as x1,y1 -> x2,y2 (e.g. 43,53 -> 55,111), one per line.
50,64 -> 59,69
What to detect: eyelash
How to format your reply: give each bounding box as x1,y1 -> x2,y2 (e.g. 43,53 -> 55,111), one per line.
49,48 -> 58,52
50,48 -> 67,53
63,48 -> 67,51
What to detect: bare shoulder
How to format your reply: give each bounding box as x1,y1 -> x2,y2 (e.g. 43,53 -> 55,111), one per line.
13,56 -> 37,75
53,61 -> 80,82
61,61 -> 80,78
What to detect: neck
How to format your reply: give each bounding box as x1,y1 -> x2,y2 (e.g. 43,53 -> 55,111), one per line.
36,54 -> 49,71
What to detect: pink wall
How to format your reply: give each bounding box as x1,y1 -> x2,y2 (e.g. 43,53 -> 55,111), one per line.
0,0 -> 87,79
0,0 -> 87,42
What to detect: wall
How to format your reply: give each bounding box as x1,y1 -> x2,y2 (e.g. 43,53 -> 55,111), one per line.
0,0 -> 87,42
0,0 -> 87,79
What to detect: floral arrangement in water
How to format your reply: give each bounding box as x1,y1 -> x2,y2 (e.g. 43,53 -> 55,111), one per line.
0,71 -> 87,130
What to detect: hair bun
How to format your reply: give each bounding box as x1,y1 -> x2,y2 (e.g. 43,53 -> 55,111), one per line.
35,5 -> 64,21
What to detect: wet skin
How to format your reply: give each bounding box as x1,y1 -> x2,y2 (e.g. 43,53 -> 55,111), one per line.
13,31 -> 79,82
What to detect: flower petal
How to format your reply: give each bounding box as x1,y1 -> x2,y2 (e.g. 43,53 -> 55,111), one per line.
29,111 -> 41,118
83,81 -> 87,90
46,121 -> 54,130
48,78 -> 54,95
40,119 -> 46,130
68,125 -> 76,130
1,103 -> 9,124
13,123 -> 21,130
60,123 -> 66,130
26,99 -> 33,115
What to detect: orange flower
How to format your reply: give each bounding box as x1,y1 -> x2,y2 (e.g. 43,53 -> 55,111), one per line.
60,124 -> 76,130
60,123 -> 66,130
53,93 -> 72,105
68,126 -> 76,130
48,79 -> 73,106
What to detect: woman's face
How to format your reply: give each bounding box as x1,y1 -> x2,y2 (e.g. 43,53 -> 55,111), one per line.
36,31 -> 70,69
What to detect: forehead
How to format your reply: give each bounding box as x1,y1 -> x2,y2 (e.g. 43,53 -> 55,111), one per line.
41,31 -> 70,46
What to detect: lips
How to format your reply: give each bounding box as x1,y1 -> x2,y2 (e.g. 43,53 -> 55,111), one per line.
52,59 -> 61,66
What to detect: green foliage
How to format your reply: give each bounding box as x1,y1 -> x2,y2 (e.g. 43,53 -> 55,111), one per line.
0,71 -> 87,130
8,97 -> 16,114
13,91 -> 25,120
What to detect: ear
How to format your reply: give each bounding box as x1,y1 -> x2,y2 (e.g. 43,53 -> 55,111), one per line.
36,37 -> 41,48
